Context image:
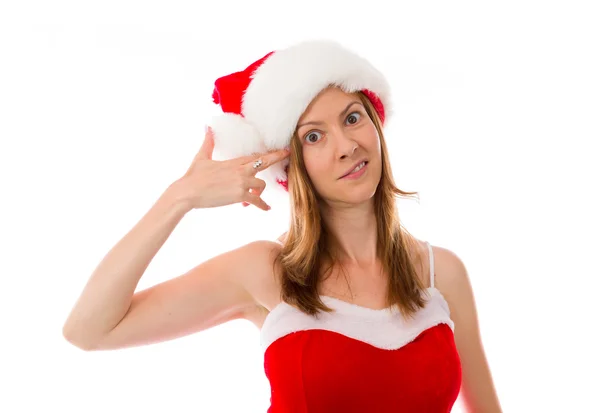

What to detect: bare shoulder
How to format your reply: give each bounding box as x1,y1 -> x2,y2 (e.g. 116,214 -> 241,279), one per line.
427,243 -> 473,314
234,240 -> 283,319
410,237 -> 466,294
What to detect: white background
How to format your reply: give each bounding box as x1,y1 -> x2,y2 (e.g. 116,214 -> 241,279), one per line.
1,1 -> 598,412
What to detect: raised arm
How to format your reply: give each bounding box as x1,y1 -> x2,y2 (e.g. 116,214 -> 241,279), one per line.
63,127 -> 289,350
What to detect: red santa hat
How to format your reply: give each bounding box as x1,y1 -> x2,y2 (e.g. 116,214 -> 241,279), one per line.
209,40 -> 392,191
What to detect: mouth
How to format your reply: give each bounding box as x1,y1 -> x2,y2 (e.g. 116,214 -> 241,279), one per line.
339,160 -> 369,179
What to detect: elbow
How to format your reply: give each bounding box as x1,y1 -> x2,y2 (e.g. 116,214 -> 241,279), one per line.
62,324 -> 99,351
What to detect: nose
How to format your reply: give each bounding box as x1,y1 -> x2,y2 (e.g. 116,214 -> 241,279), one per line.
331,128 -> 358,160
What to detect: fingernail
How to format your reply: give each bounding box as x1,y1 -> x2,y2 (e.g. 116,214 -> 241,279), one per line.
266,205 -> 271,211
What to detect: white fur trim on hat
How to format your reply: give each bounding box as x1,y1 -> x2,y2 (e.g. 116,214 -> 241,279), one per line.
243,40 -> 392,150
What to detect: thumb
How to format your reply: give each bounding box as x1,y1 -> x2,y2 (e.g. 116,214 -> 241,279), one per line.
197,126 -> 215,160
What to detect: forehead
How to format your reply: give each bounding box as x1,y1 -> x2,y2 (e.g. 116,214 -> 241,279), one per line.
299,87 -> 360,121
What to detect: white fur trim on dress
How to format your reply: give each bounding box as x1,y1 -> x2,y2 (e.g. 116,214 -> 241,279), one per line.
243,40 -> 392,150
259,287 -> 454,353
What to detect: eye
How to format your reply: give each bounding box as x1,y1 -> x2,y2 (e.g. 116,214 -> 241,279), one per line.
346,111 -> 362,125
304,130 -> 323,144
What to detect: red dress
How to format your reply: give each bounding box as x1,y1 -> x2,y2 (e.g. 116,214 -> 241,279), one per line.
260,242 -> 462,412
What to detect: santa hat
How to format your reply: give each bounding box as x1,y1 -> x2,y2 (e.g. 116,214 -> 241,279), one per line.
209,40 -> 392,191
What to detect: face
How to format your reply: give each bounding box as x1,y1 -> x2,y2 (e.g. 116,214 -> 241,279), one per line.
295,87 -> 382,206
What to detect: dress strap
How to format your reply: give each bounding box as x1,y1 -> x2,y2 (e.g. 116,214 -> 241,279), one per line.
426,241 -> 435,288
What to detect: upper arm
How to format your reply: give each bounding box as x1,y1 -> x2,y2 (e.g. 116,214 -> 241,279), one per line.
91,240 -> 280,351
435,247 -> 503,413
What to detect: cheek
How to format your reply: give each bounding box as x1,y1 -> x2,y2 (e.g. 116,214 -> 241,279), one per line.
303,151 -> 330,182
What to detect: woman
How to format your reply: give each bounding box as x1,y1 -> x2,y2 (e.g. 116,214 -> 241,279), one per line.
63,40 -> 502,412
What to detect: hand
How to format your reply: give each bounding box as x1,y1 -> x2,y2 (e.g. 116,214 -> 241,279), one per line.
176,126 -> 290,211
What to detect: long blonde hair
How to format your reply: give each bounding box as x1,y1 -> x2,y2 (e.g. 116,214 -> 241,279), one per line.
276,90 -> 428,319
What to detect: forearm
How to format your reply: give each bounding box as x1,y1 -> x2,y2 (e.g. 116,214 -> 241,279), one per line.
62,180 -> 191,349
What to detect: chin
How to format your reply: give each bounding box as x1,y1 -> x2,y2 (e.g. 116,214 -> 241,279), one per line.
311,166 -> 381,206
322,182 -> 379,206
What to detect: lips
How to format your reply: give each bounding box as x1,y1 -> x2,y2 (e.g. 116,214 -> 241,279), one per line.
339,159 -> 368,179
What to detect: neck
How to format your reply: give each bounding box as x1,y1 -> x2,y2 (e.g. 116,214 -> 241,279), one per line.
320,200 -> 378,265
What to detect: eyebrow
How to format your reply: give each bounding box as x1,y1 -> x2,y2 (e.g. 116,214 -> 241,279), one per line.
296,101 -> 363,129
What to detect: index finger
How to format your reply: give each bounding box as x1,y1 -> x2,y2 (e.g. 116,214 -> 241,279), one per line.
265,147 -> 291,163
245,148 -> 290,172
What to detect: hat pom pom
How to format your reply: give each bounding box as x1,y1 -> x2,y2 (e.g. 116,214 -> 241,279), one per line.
209,113 -> 266,160
209,113 -> 290,193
